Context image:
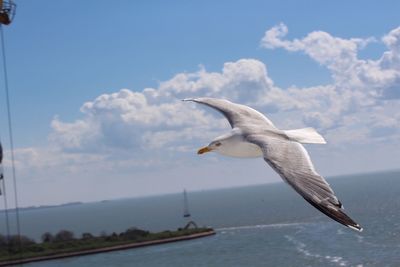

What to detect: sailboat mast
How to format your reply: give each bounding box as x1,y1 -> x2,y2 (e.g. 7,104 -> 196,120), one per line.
183,189 -> 191,218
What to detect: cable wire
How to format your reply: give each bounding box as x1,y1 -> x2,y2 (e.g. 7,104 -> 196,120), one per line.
0,138 -> 12,256
1,24 -> 22,251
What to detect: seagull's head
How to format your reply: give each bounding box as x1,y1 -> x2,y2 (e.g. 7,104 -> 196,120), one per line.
196,129 -> 263,158
197,131 -> 242,156
197,140 -> 222,155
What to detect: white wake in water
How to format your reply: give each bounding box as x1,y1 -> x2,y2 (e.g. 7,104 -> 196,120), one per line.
217,222 -> 307,232
285,235 -> 350,267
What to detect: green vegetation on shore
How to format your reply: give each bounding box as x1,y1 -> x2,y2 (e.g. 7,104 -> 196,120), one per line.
0,227 -> 213,263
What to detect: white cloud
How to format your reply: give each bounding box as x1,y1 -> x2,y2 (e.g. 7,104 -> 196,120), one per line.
48,59 -> 284,157
29,24 -> 400,166
261,23 -> 400,100
50,89 -> 223,154
158,59 -> 275,103
260,23 -> 374,71
261,23 -> 400,131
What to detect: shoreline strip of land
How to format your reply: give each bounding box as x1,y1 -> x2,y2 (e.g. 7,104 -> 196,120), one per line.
0,230 -> 216,266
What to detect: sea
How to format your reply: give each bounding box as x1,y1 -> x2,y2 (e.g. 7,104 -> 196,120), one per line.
1,170 -> 400,267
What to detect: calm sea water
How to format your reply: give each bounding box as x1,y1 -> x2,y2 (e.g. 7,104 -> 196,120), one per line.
1,170 -> 400,267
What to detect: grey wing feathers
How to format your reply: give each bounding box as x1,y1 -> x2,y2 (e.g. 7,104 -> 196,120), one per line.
248,135 -> 362,232
183,98 -> 275,128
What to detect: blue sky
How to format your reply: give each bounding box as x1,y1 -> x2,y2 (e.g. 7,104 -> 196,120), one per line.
1,1 -> 399,206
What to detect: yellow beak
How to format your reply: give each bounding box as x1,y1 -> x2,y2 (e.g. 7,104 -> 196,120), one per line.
197,146 -> 212,155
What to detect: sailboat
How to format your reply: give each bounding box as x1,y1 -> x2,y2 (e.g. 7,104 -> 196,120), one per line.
183,189 -> 190,218
182,189 -> 198,229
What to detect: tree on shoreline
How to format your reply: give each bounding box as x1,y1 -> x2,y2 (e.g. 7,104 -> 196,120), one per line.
0,226 -> 212,260
81,232 -> 94,240
41,232 -> 54,243
54,230 -> 74,242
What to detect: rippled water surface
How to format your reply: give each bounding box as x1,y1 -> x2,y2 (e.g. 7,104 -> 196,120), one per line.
1,170 -> 399,267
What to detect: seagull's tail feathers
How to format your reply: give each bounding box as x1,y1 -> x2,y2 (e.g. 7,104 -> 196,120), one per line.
284,127 -> 326,144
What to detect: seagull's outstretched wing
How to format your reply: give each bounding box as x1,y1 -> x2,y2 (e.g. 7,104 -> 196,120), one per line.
183,98 -> 275,129
248,134 -> 362,232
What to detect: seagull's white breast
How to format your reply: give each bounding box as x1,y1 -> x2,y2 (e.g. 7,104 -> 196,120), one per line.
216,140 -> 263,158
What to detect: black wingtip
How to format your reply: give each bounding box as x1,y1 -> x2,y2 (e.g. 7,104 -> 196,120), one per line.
303,196 -> 362,232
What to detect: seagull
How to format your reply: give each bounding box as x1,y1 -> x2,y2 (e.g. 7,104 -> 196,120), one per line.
184,97 -> 362,232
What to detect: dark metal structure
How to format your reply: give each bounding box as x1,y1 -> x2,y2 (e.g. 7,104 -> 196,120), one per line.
0,0 -> 16,25
183,220 -> 198,230
0,141 -> 3,165
0,141 -> 3,180
0,141 -> 3,195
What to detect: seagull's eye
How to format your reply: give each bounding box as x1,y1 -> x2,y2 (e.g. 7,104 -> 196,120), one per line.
215,142 -> 221,147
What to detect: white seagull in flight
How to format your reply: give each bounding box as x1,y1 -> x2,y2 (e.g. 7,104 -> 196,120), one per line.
184,97 -> 362,232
